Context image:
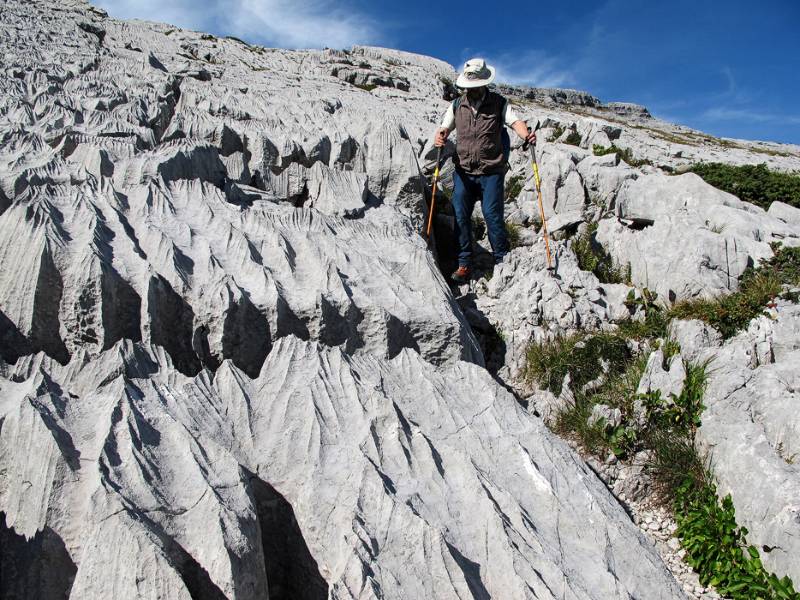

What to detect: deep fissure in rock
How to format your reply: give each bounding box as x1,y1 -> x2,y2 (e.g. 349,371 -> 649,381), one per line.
0,512 -> 77,600
247,473 -> 328,600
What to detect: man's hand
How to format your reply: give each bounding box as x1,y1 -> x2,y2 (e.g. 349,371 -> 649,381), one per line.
512,120 -> 536,145
525,129 -> 536,145
434,127 -> 449,147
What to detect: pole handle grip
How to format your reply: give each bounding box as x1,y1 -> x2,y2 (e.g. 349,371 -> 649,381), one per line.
522,126 -> 535,152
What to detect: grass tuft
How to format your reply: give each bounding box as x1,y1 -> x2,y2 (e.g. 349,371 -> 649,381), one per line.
668,244 -> 799,338
525,331 -> 631,396
505,222 -> 523,249
564,130 -> 582,146
505,174 -> 524,201
572,223 -> 631,284
593,144 -> 652,168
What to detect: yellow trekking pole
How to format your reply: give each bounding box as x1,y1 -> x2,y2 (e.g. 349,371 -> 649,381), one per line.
524,127 -> 553,269
425,146 -> 442,240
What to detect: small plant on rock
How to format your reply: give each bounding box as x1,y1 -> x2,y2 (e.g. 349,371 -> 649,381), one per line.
572,223 -> 631,284
505,222 -> 522,249
549,125 -> 565,142
564,130 -> 582,146
668,244 -> 799,338
505,174 -> 524,201
593,144 -> 652,168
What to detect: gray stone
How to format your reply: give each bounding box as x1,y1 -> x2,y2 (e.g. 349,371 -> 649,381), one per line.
0,337 -> 688,600
669,319 -> 723,364
637,349 -> 687,400
695,304 -> 800,583
588,403 -> 623,429
768,200 -> 800,228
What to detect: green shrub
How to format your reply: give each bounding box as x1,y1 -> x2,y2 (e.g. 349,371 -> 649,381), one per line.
593,144 -> 652,168
572,223 -> 631,284
549,125 -> 565,142
225,35 -> 249,45
564,130 -> 582,146
674,482 -> 799,599
505,174 -> 524,200
505,222 -> 522,249
688,162 -> 800,210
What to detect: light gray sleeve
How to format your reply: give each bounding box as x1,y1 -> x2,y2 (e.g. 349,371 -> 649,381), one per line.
439,102 -> 456,131
504,101 -> 523,127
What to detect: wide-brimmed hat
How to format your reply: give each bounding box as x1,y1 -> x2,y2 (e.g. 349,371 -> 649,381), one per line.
455,58 -> 496,89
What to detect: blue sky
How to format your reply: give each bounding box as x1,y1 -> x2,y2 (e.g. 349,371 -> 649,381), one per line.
98,0 -> 800,144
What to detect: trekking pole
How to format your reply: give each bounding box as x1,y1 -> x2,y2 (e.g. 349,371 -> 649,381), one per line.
425,146 -> 443,239
523,127 -> 553,270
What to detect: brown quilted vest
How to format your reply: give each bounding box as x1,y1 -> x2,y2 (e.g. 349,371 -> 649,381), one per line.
454,90 -> 506,175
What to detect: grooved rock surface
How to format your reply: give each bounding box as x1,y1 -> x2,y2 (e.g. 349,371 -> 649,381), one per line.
1,338 -> 687,599
691,302 -> 800,584
0,0 -> 481,374
2,0 -> 799,598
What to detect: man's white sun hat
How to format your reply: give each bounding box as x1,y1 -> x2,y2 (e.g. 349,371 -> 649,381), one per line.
455,58 -> 496,89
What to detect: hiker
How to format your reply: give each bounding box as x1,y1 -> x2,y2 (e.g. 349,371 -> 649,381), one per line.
434,58 -> 536,283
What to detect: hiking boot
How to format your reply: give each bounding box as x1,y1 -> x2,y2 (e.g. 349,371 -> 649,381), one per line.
450,265 -> 471,284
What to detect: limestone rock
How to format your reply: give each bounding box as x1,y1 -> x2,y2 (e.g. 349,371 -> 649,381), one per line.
595,173 -> 800,300
588,403 -> 623,429
637,349 -> 687,400
0,338 -> 688,599
669,319 -> 723,364
695,303 -> 800,583
476,242 -> 634,383
768,200 -> 800,229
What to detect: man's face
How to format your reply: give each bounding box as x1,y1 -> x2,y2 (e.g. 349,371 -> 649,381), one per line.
466,86 -> 486,101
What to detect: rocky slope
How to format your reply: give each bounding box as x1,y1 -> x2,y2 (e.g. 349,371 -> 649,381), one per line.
1,0 -> 799,598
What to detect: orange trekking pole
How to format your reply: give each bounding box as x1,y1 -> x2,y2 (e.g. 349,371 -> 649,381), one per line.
425,146 -> 443,239
524,127 -> 553,269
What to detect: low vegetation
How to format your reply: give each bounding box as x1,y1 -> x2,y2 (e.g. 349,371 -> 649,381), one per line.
524,245 -> 800,597
505,222 -> 523,249
670,244 -> 800,338
505,174 -> 524,200
571,222 -> 631,284
564,130 -> 582,146
593,144 -> 652,168
224,35 -> 249,46
674,479 -> 800,599
526,301 -> 798,597
549,125 -> 565,142
688,162 -> 800,210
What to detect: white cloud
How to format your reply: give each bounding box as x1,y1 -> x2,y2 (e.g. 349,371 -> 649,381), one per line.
96,0 -> 208,31
461,50 -> 574,89
701,107 -> 800,124
96,0 -> 380,49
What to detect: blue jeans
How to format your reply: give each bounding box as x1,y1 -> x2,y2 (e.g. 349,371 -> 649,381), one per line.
452,169 -> 508,266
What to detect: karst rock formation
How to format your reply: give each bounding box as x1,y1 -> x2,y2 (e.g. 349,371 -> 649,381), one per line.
1,1 -> 799,599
